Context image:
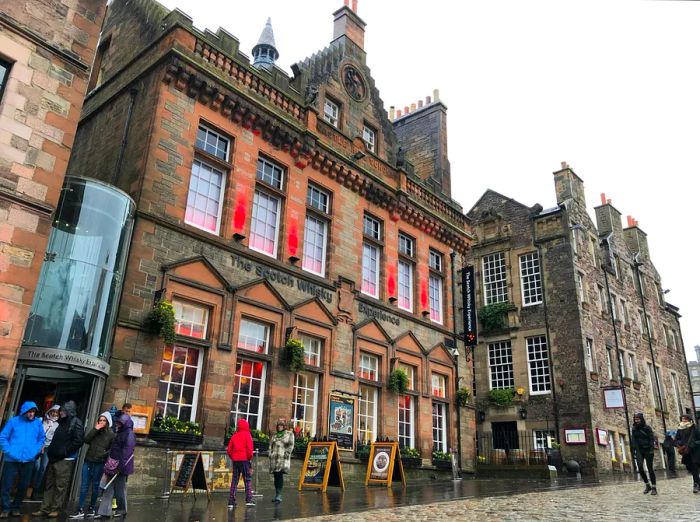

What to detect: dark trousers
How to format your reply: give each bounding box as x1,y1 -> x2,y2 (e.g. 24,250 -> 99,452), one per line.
40,459 -> 74,513
664,448 -> 676,473
273,471 -> 284,491
228,461 -> 252,504
78,461 -> 105,509
683,458 -> 700,486
1,461 -> 34,512
636,451 -> 656,485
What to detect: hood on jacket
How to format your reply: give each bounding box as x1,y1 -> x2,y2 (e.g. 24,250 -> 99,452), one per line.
44,404 -> 60,420
633,412 -> 646,427
115,414 -> 134,432
61,400 -> 78,418
99,411 -> 113,428
236,418 -> 250,433
19,401 -> 39,417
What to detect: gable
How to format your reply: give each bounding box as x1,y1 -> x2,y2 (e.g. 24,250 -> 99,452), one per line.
394,331 -> 426,355
236,279 -> 289,310
165,256 -> 230,291
428,342 -> 455,365
354,319 -> 392,343
292,297 -> 336,325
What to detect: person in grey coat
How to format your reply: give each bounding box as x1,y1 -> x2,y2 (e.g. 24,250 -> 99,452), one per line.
268,419 -> 295,503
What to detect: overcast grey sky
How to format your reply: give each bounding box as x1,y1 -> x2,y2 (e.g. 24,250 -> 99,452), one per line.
156,0 -> 700,363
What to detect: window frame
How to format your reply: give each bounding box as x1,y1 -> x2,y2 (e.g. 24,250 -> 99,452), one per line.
250,188 -> 282,258
300,334 -> 322,367
302,213 -> 328,277
432,402 -> 447,452
527,335 -> 551,395
359,352 -> 380,381
291,371 -> 319,438
363,123 -> 377,153
398,394 -> 415,449
398,363 -> 416,391
184,157 -> 227,235
358,384 -> 378,445
431,373 -> 447,398
323,97 -> 340,128
231,357 -> 267,430
361,214 -> 383,298
519,252 -> 543,306
156,345 -> 203,422
482,252 -> 508,305
0,58 -> 12,104
488,340 -> 514,390
585,338 -> 595,372
237,318 -> 271,354
172,299 -> 210,340
397,259 -> 414,312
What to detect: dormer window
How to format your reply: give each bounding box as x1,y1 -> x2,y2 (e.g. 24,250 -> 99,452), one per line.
324,99 -> 339,127
363,124 -> 376,153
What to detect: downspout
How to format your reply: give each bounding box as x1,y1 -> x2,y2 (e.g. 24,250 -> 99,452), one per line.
633,252 -> 668,433
531,219 -> 560,443
112,87 -> 138,185
674,321 -> 696,414
450,251 -> 462,469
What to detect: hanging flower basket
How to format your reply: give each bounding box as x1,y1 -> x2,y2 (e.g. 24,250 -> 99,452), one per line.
388,368 -> 409,393
144,300 -> 176,344
284,338 -> 305,373
456,387 -> 471,407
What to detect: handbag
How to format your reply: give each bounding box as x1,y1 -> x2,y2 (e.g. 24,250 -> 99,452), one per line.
678,445 -> 688,455
104,456 -> 120,475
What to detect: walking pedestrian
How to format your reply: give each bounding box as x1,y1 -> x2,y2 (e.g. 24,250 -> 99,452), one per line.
94,415 -> 136,519
268,418 -> 294,503
29,405 -> 60,499
70,412 -> 115,518
32,401 -> 84,518
226,418 -> 255,508
0,401 -> 45,518
674,413 -> 700,493
631,412 -> 657,495
661,431 -> 677,476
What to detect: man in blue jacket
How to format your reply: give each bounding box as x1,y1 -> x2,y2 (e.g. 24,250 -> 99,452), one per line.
0,401 -> 46,518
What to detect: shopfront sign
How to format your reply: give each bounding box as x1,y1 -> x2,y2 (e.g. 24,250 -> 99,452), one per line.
462,265 -> 477,346
19,347 -> 110,375
358,302 -> 400,326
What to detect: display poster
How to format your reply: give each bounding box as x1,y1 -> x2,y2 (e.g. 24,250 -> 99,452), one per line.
365,442 -> 405,488
328,394 -> 355,449
298,441 -> 345,492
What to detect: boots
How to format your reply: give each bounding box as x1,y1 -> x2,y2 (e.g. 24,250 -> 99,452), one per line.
272,487 -> 282,503
650,486 -> 658,495
693,483 -> 699,494
643,483 -> 652,494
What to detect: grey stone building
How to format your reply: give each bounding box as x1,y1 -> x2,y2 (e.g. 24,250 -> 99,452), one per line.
689,346 -> 700,413
466,163 -> 693,475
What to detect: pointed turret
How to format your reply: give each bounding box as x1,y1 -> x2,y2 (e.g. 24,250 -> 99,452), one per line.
252,17 -> 279,70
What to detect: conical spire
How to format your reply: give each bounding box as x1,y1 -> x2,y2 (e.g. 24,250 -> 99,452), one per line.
252,17 -> 279,70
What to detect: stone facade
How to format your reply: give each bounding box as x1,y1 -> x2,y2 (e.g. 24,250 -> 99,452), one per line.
466,163 -> 693,475
0,0 -> 107,413
66,0 -> 475,489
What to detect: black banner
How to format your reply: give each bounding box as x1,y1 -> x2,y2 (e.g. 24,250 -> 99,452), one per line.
462,266 -> 478,346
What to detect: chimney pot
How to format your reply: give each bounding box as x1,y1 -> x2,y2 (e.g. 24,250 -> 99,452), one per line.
426,96 -> 431,104
404,105 -> 409,114
627,215 -> 634,227
351,0 -> 358,12
410,103 -> 416,111
600,193 -> 606,205
561,161 -> 569,169
396,109 -> 402,117
418,100 -> 423,108
389,106 -> 395,120
433,88 -> 440,102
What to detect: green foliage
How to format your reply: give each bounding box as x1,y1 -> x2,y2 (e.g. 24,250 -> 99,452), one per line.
294,435 -> 310,454
456,387 -> 471,407
285,337 -> 305,373
388,368 -> 409,393
550,441 -> 561,449
432,450 -> 452,461
225,424 -> 270,442
479,302 -> 512,332
144,300 -> 176,344
401,447 -> 421,458
356,444 -> 370,459
488,387 -> 515,407
151,415 -> 202,436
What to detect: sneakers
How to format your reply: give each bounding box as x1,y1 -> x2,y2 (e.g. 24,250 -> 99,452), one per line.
9,512 -> 21,518
694,483 -> 700,494
245,500 -> 256,506
69,509 -> 86,519
227,504 -> 235,509
86,507 -> 96,517
31,510 -> 47,517
650,486 -> 658,496
0,512 -> 9,519
643,483 -> 652,494
47,512 -> 60,519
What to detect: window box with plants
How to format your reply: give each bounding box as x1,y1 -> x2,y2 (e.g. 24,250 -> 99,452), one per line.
488,387 -> 515,407
149,415 -> 203,445
292,435 -> 310,457
400,446 -> 422,468
432,450 -> 452,470
224,425 -> 270,453
356,443 -> 370,461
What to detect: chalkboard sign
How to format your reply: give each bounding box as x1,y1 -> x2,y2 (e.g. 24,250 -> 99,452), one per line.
365,442 -> 405,487
298,441 -> 345,492
171,452 -> 211,500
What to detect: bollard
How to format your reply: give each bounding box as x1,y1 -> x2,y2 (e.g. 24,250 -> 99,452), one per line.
157,449 -> 172,499
252,449 -> 263,498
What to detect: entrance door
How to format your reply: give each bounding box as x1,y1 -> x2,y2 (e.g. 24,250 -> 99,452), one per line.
491,421 -> 519,450
11,367 -> 95,420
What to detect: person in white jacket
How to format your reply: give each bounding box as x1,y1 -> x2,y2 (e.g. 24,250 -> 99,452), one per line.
29,405 -> 60,498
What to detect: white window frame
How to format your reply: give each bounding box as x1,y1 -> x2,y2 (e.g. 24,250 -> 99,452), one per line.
398,394 -> 415,449
621,299 -> 629,326
428,273 -> 443,324
647,362 -> 660,409
302,214 -> 328,276
156,345 -> 203,422
237,318 -> 270,354
398,233 -> 414,257
173,299 -> 209,340
618,350 -> 626,379
619,433 -> 628,463
185,159 -> 225,234
609,431 -> 616,461
256,156 -> 284,189
482,252 -> 507,304
358,384 -> 378,444
432,402 -> 447,452
598,285 -> 607,314
398,363 -> 416,390
431,373 -> 446,398
291,372 -> 318,438
397,260 -> 413,312
363,124 -> 376,153
359,352 -> 379,381
323,98 -> 339,127
231,357 -> 267,430
519,252 -> 543,306
534,430 -> 555,450
527,336 -> 551,394
488,340 -> 514,389
627,353 -> 636,380
671,371 -> 683,417
576,271 -> 585,303
196,124 -> 230,160
585,338 -> 595,372
307,184 -> 329,213
429,250 -> 443,272
610,293 -> 618,321
606,348 -> 614,380
250,189 -> 281,257
300,334 -> 322,367
361,242 -> 380,297
363,215 -> 381,241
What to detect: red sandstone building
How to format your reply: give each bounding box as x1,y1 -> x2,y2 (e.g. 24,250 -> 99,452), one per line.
62,0 -> 474,490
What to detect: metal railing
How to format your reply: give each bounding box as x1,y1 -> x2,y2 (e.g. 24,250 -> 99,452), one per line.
476,431 -> 560,467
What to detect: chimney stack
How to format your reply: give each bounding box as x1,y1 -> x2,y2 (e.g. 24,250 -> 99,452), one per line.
333,1 -> 366,49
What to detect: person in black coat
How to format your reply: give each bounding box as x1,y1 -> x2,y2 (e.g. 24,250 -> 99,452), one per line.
674,413 -> 700,493
661,432 -> 677,476
631,412 -> 657,495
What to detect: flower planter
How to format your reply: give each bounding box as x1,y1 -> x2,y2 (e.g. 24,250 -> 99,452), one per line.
400,456 -> 422,468
149,431 -> 203,445
254,440 -> 269,454
433,459 -> 452,470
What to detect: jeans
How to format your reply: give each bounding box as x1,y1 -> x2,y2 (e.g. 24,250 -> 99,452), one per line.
635,451 -> 656,485
0,461 -> 34,511
228,461 -> 252,504
32,452 -> 49,489
97,474 -> 127,516
78,461 -> 105,509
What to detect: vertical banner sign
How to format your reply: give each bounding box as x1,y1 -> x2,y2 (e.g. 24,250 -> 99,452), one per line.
328,394 -> 355,450
462,265 -> 478,346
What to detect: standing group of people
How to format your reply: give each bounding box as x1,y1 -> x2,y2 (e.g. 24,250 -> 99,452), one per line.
226,417 -> 295,508
0,401 -> 135,519
632,411 -> 700,495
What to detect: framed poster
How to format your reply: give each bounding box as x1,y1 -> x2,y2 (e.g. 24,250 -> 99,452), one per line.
328,394 -> 354,450
604,388 -> 625,409
564,428 -> 587,445
297,441 -> 344,492
364,442 -> 405,488
596,428 -> 608,446
129,405 -> 153,434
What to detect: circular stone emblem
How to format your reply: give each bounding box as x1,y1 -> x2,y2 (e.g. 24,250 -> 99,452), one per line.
342,64 -> 367,102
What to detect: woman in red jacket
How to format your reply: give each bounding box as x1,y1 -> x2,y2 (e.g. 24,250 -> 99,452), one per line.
226,418 -> 255,508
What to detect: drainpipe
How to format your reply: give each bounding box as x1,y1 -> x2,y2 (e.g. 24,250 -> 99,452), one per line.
674,321 -> 695,415
601,243 -> 635,472
450,251 -> 462,469
633,253 -> 668,434
112,87 -> 138,185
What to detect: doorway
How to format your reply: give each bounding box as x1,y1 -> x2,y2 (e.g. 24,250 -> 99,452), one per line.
491,421 -> 519,450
